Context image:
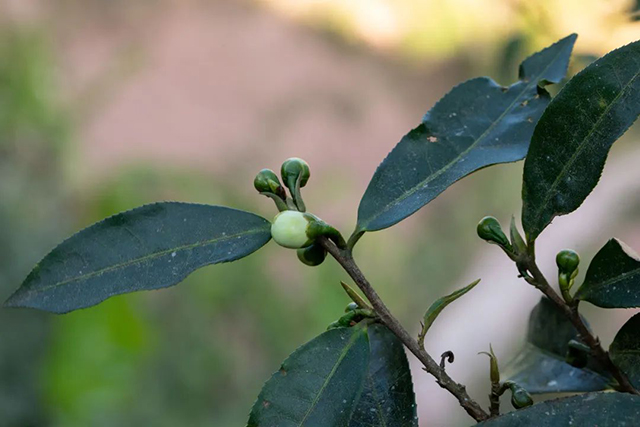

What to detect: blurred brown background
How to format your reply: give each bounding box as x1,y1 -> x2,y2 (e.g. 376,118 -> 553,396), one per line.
0,0 -> 638,425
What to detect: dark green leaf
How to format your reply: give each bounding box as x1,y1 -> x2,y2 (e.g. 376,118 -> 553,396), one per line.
575,239 -> 640,308
504,345 -> 609,394
504,298 -> 609,393
522,40 -> 640,240
355,35 -> 576,234
4,202 -> 271,313
610,313 -> 640,389
349,324 -> 418,427
247,325 -> 370,427
477,392 -> 640,426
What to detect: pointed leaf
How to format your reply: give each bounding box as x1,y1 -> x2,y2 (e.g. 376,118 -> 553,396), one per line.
477,392 -> 640,426
522,40 -> 640,240
418,279 -> 480,345
349,324 -> 418,427
247,325 -> 370,427
355,35 -> 577,234
504,298 -> 609,393
575,239 -> 640,308
610,313 -> 640,389
5,202 -> 271,313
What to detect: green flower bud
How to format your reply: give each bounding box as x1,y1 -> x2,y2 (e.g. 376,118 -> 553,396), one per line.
477,216 -> 510,248
510,386 -> 533,409
345,302 -> 358,312
557,249 -> 580,303
281,157 -> 310,189
254,169 -> 286,199
297,243 -> 327,266
556,249 -> 580,276
271,211 -> 317,249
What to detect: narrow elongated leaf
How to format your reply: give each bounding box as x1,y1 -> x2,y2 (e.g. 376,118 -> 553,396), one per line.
610,313 -> 640,389
4,202 -> 271,313
247,325 -> 370,427
418,279 -> 480,345
355,35 -> 576,234
575,239 -> 640,308
349,324 -> 418,427
504,298 -> 609,393
522,40 -> 640,240
477,392 -> 640,426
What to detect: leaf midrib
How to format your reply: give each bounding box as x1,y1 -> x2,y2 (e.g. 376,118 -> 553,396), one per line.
579,266 -> 640,298
30,227 -> 268,293
528,66 -> 640,232
360,46 -> 567,231
299,328 -> 367,426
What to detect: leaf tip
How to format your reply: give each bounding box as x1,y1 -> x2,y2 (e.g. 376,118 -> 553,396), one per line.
3,289 -> 25,309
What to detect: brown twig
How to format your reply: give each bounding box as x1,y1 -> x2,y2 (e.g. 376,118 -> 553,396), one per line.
488,382 -> 501,417
521,241 -> 638,395
317,237 -> 490,422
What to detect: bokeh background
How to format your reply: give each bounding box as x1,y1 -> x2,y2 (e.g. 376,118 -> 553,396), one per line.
1,0 -> 639,426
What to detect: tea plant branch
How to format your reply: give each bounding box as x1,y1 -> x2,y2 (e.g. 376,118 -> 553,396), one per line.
317,236 -> 491,422
519,241 -> 639,395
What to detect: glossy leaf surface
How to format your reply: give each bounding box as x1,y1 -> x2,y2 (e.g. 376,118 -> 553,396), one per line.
5,202 -> 272,313
610,313 -> 640,389
504,298 -> 608,393
575,239 -> 640,308
477,392 -> 640,426
356,35 -> 576,234
349,324 -> 418,427
522,40 -> 640,240
247,326 -> 370,427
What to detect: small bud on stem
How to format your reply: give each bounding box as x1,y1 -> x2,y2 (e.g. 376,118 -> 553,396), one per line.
479,344 -> 500,384
281,158 -> 310,212
297,243 -> 327,266
556,249 -> 580,303
254,169 -> 288,211
499,381 -> 533,409
477,216 -> 512,254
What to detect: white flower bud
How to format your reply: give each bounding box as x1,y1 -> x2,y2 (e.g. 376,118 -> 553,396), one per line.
271,211 -> 313,249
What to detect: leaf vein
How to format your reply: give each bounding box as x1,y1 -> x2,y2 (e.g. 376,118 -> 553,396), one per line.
529,67 -> 640,230
361,45 -> 568,229
31,227 -> 267,293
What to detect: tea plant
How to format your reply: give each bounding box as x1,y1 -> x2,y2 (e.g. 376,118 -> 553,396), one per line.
6,34 -> 640,425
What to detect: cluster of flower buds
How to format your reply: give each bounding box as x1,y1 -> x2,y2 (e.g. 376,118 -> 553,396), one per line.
556,249 -> 580,303
254,158 -> 346,267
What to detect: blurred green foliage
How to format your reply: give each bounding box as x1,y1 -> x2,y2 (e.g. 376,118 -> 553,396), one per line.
0,28 -> 69,427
